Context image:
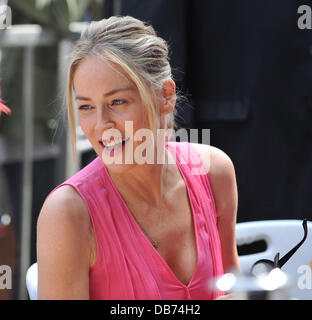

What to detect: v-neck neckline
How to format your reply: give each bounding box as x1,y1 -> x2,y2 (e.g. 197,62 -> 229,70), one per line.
102,143 -> 200,288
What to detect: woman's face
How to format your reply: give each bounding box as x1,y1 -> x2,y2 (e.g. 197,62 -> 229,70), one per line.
73,55 -> 155,173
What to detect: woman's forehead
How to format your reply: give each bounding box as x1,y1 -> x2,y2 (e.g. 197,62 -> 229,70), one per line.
73,56 -> 136,93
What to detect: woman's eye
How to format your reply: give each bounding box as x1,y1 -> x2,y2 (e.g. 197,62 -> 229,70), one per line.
111,99 -> 125,106
78,105 -> 93,110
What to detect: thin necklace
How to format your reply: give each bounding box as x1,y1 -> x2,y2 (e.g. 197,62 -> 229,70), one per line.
131,212 -> 161,249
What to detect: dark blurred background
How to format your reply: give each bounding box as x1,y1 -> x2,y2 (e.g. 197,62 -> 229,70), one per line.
0,0 -> 311,299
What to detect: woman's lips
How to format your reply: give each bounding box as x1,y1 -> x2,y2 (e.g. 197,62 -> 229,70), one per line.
100,137 -> 130,158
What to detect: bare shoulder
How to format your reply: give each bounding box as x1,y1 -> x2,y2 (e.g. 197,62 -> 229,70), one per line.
37,185 -> 91,234
37,184 -> 93,251
190,142 -> 237,213
190,142 -> 235,177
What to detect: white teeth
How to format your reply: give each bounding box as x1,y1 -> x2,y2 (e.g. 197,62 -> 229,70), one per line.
103,137 -> 123,148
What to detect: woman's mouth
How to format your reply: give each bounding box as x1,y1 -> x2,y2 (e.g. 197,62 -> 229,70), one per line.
100,137 -> 130,158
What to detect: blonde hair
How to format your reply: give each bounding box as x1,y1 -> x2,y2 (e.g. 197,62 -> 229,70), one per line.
67,15 -> 176,158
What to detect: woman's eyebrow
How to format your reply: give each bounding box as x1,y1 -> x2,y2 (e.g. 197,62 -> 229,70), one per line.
75,95 -> 90,101
75,87 -> 133,101
104,87 -> 133,97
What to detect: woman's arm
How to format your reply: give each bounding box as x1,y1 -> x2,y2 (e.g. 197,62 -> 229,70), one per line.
192,143 -> 240,273
36,185 -> 94,299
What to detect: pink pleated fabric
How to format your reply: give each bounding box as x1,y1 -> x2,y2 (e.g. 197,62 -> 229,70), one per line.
48,142 -> 224,299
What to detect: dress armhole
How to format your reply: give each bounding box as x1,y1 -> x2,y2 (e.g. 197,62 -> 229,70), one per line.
187,143 -> 218,224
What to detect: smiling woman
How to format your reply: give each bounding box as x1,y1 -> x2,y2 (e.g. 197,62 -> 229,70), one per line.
36,16 -> 239,300
67,16 -> 177,161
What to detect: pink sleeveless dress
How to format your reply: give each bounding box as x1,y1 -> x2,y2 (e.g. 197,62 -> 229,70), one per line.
47,142 -> 224,299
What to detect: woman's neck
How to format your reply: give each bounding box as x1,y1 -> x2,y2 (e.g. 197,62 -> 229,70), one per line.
113,164 -> 167,208
109,149 -> 175,210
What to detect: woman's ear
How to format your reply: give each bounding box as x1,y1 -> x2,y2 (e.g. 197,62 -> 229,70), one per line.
160,79 -> 176,115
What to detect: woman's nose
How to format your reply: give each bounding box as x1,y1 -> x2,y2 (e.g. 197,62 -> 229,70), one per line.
94,109 -> 114,133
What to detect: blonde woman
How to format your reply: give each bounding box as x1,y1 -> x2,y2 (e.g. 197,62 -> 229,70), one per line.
37,16 -> 239,300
